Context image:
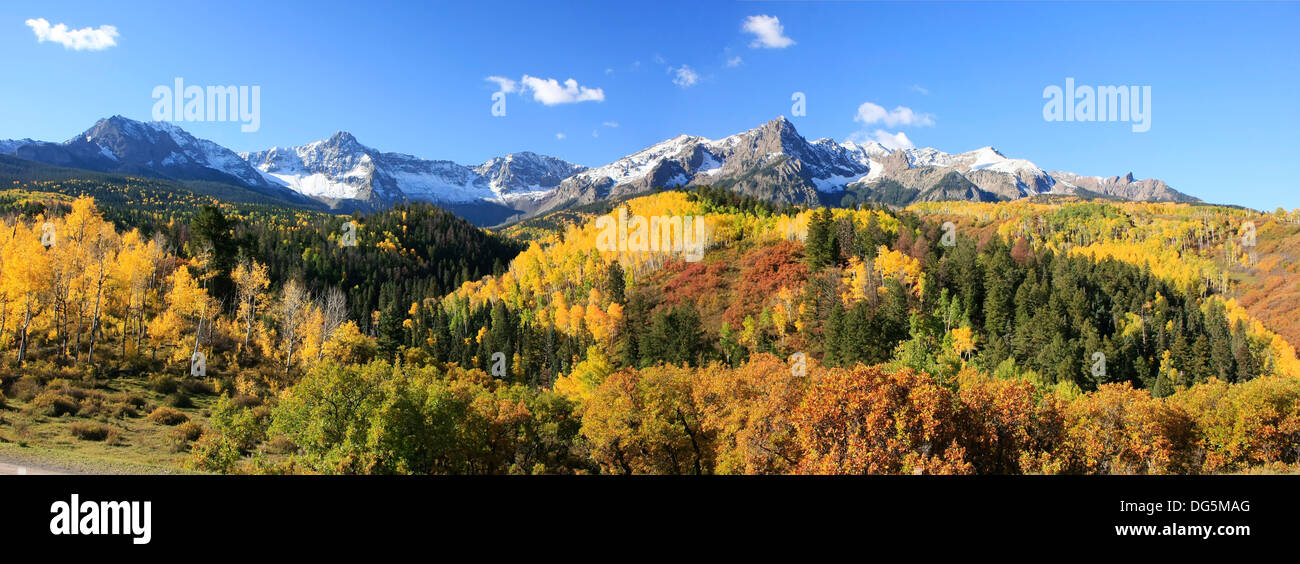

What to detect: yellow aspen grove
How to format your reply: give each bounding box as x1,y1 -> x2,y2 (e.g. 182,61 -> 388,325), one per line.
149,262 -> 218,364
232,259 -> 271,356
110,230 -> 156,358
872,246 -> 923,297
2,167 -> 1299,482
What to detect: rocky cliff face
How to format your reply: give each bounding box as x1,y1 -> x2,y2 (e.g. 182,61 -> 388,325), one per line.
1049,171 -> 1194,202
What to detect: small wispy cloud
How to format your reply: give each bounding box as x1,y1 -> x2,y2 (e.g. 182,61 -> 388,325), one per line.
602,121 -> 619,128
555,132 -> 566,140
25,18 -> 119,51
911,84 -> 930,95
854,102 -> 935,127
726,56 -> 743,68
671,65 -> 699,88
742,15 -> 794,49
485,76 -> 518,94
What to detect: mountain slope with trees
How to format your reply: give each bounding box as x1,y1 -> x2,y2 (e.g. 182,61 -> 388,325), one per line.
2,183 -> 1298,475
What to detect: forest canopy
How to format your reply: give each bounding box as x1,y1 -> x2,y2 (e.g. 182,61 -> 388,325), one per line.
2,182 -> 1298,475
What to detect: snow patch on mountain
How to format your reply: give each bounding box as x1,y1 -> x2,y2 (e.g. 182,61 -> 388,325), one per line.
813,171 -> 871,193
0,139 -> 37,155
698,151 -> 725,176
572,135 -> 701,187
263,172 -> 359,199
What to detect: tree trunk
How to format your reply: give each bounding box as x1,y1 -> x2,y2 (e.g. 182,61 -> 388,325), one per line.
86,266 -> 107,367
17,299 -> 34,366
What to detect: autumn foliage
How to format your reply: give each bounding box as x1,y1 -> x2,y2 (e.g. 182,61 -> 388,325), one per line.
5,188 -> 1300,475
573,354 -> 1300,475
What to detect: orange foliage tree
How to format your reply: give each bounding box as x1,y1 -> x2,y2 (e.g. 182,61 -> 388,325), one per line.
793,365 -> 971,475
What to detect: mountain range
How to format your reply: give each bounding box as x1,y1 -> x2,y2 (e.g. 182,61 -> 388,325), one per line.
0,115 -> 1196,226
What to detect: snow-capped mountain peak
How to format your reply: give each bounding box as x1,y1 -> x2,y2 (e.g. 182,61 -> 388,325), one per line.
0,115 -> 282,191
473,151 -> 588,200
239,133 -> 585,208
527,117 -> 1193,216
1,115 -> 1196,227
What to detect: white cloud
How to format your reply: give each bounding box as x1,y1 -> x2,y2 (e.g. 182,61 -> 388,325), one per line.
519,75 -> 605,105
25,18 -> 119,51
555,132 -> 566,140
602,121 -> 619,128
911,84 -> 930,95
726,56 -> 743,68
854,102 -> 935,127
848,129 -> 914,150
851,101 -> 931,149
671,65 -> 699,88
872,130 -> 914,150
485,76 -> 518,94
742,15 -> 794,49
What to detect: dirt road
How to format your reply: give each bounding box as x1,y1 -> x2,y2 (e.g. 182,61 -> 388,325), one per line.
0,459 -> 69,475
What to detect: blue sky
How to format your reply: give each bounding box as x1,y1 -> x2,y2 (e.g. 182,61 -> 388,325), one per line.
1,0 -> 1296,210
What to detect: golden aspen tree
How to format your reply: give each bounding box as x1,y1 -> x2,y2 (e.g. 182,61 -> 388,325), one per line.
231,259 -> 271,356
585,303 -> 611,343
298,303 -> 326,366
0,221 -> 13,349
278,278 -> 311,379
2,221 -> 51,365
110,230 -> 153,358
81,219 -> 119,366
950,326 -> 976,360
